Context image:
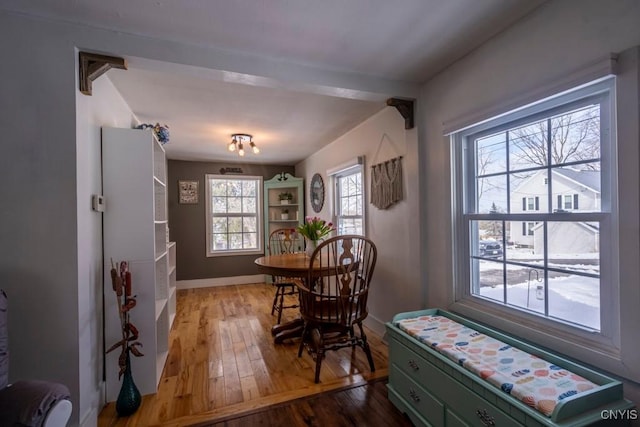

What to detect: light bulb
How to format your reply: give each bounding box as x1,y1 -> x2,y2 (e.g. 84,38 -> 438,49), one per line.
238,142 -> 245,156
228,141 -> 236,152
250,141 -> 260,154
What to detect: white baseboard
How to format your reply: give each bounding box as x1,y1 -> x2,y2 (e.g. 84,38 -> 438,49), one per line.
177,275 -> 266,290
364,314 -> 386,340
79,401 -> 100,427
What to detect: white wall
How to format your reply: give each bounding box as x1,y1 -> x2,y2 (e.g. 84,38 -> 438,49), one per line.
296,107 -> 421,335
0,11 -> 136,426
0,10 -> 81,425
75,76 -> 137,424
0,13 -> 138,426
420,0 -> 640,403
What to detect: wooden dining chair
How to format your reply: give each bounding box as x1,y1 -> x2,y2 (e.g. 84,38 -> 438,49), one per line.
267,228 -> 304,323
296,234 -> 377,383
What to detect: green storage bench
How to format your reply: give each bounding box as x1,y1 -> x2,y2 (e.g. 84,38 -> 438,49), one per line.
386,309 -> 634,426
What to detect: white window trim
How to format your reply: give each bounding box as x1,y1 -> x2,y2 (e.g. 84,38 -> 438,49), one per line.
326,156 -> 364,176
450,76 -> 635,379
204,174 -> 264,257
329,159 -> 366,236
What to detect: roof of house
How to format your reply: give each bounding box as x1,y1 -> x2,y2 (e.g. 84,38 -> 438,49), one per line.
554,168 -> 600,193
512,167 -> 601,196
531,221 -> 599,233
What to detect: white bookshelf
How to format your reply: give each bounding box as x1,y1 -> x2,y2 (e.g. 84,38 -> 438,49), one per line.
102,127 -> 174,401
167,241 -> 177,327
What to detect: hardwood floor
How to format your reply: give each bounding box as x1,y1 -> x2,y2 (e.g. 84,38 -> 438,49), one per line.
206,377 -> 413,427
98,284 -> 399,427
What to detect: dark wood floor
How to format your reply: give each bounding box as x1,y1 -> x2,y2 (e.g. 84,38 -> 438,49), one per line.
204,378 -> 414,427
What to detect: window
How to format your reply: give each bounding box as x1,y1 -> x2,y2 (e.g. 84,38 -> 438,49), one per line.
524,221 -> 538,236
559,194 -> 579,210
333,165 -> 364,235
205,175 -> 263,256
453,78 -> 614,334
523,196 -> 539,211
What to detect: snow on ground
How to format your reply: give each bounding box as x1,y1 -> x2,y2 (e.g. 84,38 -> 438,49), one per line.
479,275 -> 600,330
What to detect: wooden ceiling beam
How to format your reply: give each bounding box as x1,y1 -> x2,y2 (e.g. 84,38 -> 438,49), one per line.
79,52 -> 127,96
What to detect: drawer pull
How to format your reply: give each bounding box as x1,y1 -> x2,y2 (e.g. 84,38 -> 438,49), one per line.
476,409 -> 495,426
407,359 -> 419,371
408,389 -> 421,403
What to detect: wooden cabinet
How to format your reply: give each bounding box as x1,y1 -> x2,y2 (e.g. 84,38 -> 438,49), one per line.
263,173 -> 304,249
102,127 -> 175,401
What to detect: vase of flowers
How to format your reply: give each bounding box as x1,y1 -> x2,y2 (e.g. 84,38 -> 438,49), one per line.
296,216 -> 335,257
106,260 -> 144,417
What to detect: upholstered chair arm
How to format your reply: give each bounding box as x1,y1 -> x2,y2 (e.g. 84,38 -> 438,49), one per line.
0,379 -> 71,427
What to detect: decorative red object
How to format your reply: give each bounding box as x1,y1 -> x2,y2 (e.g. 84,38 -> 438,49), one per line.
106,260 -> 144,378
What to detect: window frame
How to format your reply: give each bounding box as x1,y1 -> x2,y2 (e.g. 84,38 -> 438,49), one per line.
526,197 -> 535,211
525,221 -> 537,236
332,164 -> 365,236
204,174 -> 264,257
451,78 -> 619,355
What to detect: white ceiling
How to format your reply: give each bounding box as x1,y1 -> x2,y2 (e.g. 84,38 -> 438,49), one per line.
1,0 -> 546,163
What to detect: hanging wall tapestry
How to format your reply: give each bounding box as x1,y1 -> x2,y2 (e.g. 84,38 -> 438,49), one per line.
370,156 -> 403,209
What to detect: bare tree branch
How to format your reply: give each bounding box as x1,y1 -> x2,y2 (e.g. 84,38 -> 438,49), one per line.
510,106 -> 600,169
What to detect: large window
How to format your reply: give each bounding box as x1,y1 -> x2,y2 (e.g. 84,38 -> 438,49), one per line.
453,78 -> 615,335
205,175 -> 263,256
333,166 -> 364,235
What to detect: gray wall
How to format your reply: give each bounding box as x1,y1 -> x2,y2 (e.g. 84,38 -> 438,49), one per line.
168,160 -> 294,280
295,106 -> 419,337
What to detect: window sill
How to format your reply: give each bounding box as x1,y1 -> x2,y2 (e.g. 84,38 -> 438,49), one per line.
207,249 -> 264,258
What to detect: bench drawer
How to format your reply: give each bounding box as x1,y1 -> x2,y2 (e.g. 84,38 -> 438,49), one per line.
390,334 -> 520,427
389,365 -> 445,427
390,335 -> 434,385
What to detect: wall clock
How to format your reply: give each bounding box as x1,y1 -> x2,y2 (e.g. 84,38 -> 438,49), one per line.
310,173 -> 325,213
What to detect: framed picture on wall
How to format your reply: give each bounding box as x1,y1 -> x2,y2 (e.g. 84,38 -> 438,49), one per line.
178,180 -> 199,204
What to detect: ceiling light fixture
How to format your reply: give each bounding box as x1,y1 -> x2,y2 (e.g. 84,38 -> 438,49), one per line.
229,134 -> 258,157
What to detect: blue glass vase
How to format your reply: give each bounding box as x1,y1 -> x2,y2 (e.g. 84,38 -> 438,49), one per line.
115,350 -> 141,417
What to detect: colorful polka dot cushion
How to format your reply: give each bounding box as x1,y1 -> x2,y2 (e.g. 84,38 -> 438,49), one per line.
395,315 -> 597,417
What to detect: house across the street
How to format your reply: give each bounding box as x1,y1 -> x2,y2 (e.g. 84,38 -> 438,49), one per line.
510,168 -> 600,254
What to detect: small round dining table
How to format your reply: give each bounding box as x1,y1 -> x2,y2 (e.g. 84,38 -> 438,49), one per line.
254,252 -> 316,343
254,252 -> 313,278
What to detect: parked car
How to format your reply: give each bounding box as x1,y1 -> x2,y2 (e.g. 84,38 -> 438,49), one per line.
479,240 -> 503,258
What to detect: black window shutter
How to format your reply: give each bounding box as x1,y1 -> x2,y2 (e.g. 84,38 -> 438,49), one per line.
522,222 -> 526,236
535,196 -> 539,211
557,195 -> 562,210
522,197 -> 526,211
574,194 -> 579,210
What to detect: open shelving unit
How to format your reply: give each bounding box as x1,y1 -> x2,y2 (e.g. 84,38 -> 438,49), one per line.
167,241 -> 177,327
102,127 -> 175,401
263,173 -> 304,249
